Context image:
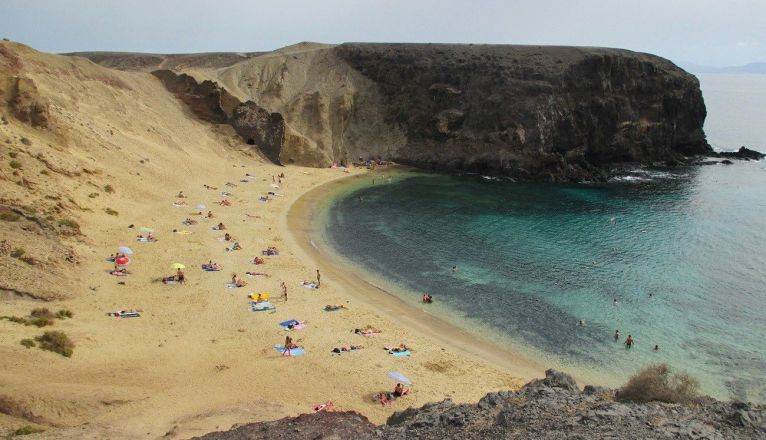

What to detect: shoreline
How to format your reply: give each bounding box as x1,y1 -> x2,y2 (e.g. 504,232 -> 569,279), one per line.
283,169 -> 545,383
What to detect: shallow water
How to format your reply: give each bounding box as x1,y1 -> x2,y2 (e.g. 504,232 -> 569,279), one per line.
324,164 -> 766,402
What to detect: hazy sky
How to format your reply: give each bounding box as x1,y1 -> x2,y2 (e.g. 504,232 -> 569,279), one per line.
1,0 -> 764,66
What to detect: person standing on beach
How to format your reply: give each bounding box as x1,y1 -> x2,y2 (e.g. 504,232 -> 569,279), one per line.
316,269 -> 321,287
281,281 -> 287,302
284,335 -> 293,356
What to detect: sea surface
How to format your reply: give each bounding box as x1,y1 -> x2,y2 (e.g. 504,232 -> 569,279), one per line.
321,74 -> 766,402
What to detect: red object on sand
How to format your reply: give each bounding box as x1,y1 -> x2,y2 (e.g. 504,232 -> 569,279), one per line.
115,257 -> 130,265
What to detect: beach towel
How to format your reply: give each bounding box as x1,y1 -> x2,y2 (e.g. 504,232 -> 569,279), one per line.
239,179 -> 249,183
259,197 -> 269,202
201,266 -> 221,272
136,237 -> 156,242
274,345 -> 304,356
174,230 -> 192,235
172,202 -> 186,207
245,272 -> 268,277
110,271 -> 128,277
221,191 -> 232,197
211,226 -> 222,231
107,310 -> 140,318
360,332 -> 380,337
271,183 -> 280,188
252,301 -> 276,312
300,283 -> 318,289
390,350 -> 411,357
224,283 -> 240,288
284,323 -> 305,331
162,279 -> 177,285
182,220 -> 197,226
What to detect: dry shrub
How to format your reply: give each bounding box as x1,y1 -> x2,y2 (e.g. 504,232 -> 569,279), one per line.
13,425 -> 46,436
30,308 -> 54,319
35,331 -> 74,357
617,363 -> 699,404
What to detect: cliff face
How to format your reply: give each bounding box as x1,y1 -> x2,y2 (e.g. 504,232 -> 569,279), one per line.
83,43 -> 711,181
333,44 -> 710,180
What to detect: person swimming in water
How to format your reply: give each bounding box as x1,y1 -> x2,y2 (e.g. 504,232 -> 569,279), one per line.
625,335 -> 634,348
614,329 -> 620,341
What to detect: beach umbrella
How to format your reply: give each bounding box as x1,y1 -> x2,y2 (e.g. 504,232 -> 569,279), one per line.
118,246 -> 134,255
115,256 -> 130,266
171,262 -> 186,269
248,292 -> 271,300
139,227 -> 154,233
387,371 -> 412,385
196,204 -> 206,211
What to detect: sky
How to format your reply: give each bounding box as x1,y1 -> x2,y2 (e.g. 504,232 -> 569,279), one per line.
1,0 -> 764,67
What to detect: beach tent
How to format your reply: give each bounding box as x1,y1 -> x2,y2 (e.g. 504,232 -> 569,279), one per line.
118,246 -> 134,255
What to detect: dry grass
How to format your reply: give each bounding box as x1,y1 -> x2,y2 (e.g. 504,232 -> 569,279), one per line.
617,363 -> 699,404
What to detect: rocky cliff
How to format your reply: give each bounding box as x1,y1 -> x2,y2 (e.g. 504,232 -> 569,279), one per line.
80,43 -> 713,181
194,370 -> 764,440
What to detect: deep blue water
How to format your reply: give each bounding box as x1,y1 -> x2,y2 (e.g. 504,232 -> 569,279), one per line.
323,75 -> 766,402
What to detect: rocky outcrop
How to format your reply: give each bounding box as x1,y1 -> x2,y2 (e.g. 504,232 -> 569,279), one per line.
229,102 -> 285,164
195,370 -> 765,440
151,70 -> 240,123
6,76 -> 50,127
716,146 -> 765,161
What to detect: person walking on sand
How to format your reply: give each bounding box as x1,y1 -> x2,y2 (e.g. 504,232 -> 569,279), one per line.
316,269 -> 321,287
281,281 -> 287,302
284,335 -> 293,356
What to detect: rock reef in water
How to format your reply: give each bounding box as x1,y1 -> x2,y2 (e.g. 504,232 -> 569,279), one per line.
101,43 -> 716,181
193,370 -> 765,440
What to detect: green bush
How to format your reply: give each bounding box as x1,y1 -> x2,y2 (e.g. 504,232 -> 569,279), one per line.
56,309 -> 74,319
9,160 -> 21,169
20,339 -> 35,348
3,316 -> 28,325
35,331 -> 74,357
617,363 -> 699,404
10,247 -> 25,258
58,218 -> 79,229
40,169 -> 49,175
12,425 -> 45,436
0,211 -> 20,221
103,184 -> 114,193
104,208 -> 119,216
27,317 -> 52,328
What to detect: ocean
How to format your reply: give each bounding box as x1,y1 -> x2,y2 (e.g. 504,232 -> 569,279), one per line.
322,73 -> 766,402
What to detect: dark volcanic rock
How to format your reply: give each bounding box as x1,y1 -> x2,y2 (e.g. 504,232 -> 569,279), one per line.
152,70 -> 240,123
192,411 -> 375,440
197,371 -> 764,440
335,43 -> 712,181
717,146 -> 765,160
229,102 -> 286,164
8,76 -> 50,127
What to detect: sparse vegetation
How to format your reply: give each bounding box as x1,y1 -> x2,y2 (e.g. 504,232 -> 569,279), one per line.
3,316 -> 28,324
27,317 -> 52,327
20,339 -> 35,349
56,309 -> 74,319
10,247 -> 25,258
30,308 -> 55,319
9,159 -> 21,169
104,207 -> 119,216
39,169 -> 49,175
58,218 -> 79,229
11,425 -> 46,436
9,151 -> 18,158
103,184 -> 114,193
617,363 -> 699,404
35,331 -> 74,357
0,211 -> 21,221
88,192 -> 99,198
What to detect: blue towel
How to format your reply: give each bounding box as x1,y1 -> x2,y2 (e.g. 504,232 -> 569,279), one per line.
279,319 -> 299,327
274,345 -> 305,356
390,350 -> 411,357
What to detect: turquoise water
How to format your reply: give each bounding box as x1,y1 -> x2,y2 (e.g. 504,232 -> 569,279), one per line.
322,74 -> 766,402
325,166 -> 766,402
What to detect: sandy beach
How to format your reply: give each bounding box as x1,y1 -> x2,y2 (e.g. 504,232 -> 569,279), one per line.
0,40 -> 542,439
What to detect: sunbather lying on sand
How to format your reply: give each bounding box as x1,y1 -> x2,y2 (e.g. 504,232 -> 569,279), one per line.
107,309 -> 141,318
173,200 -> 187,206
214,222 -> 226,230
110,267 -> 129,276
261,247 -> 279,256
246,214 -> 261,218
219,199 -> 231,206
224,233 -> 232,241
252,257 -> 265,265
324,304 -> 348,311
176,191 -> 187,198
182,218 -> 197,226
202,261 -> 221,271
385,344 -> 410,353
227,242 -> 242,251
203,184 -> 218,190
225,182 -> 237,188
331,345 -> 362,353
312,401 -> 334,413
353,326 -> 381,335
245,271 -> 269,277
376,392 -> 393,406
207,211 -> 215,218
136,233 -> 158,242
